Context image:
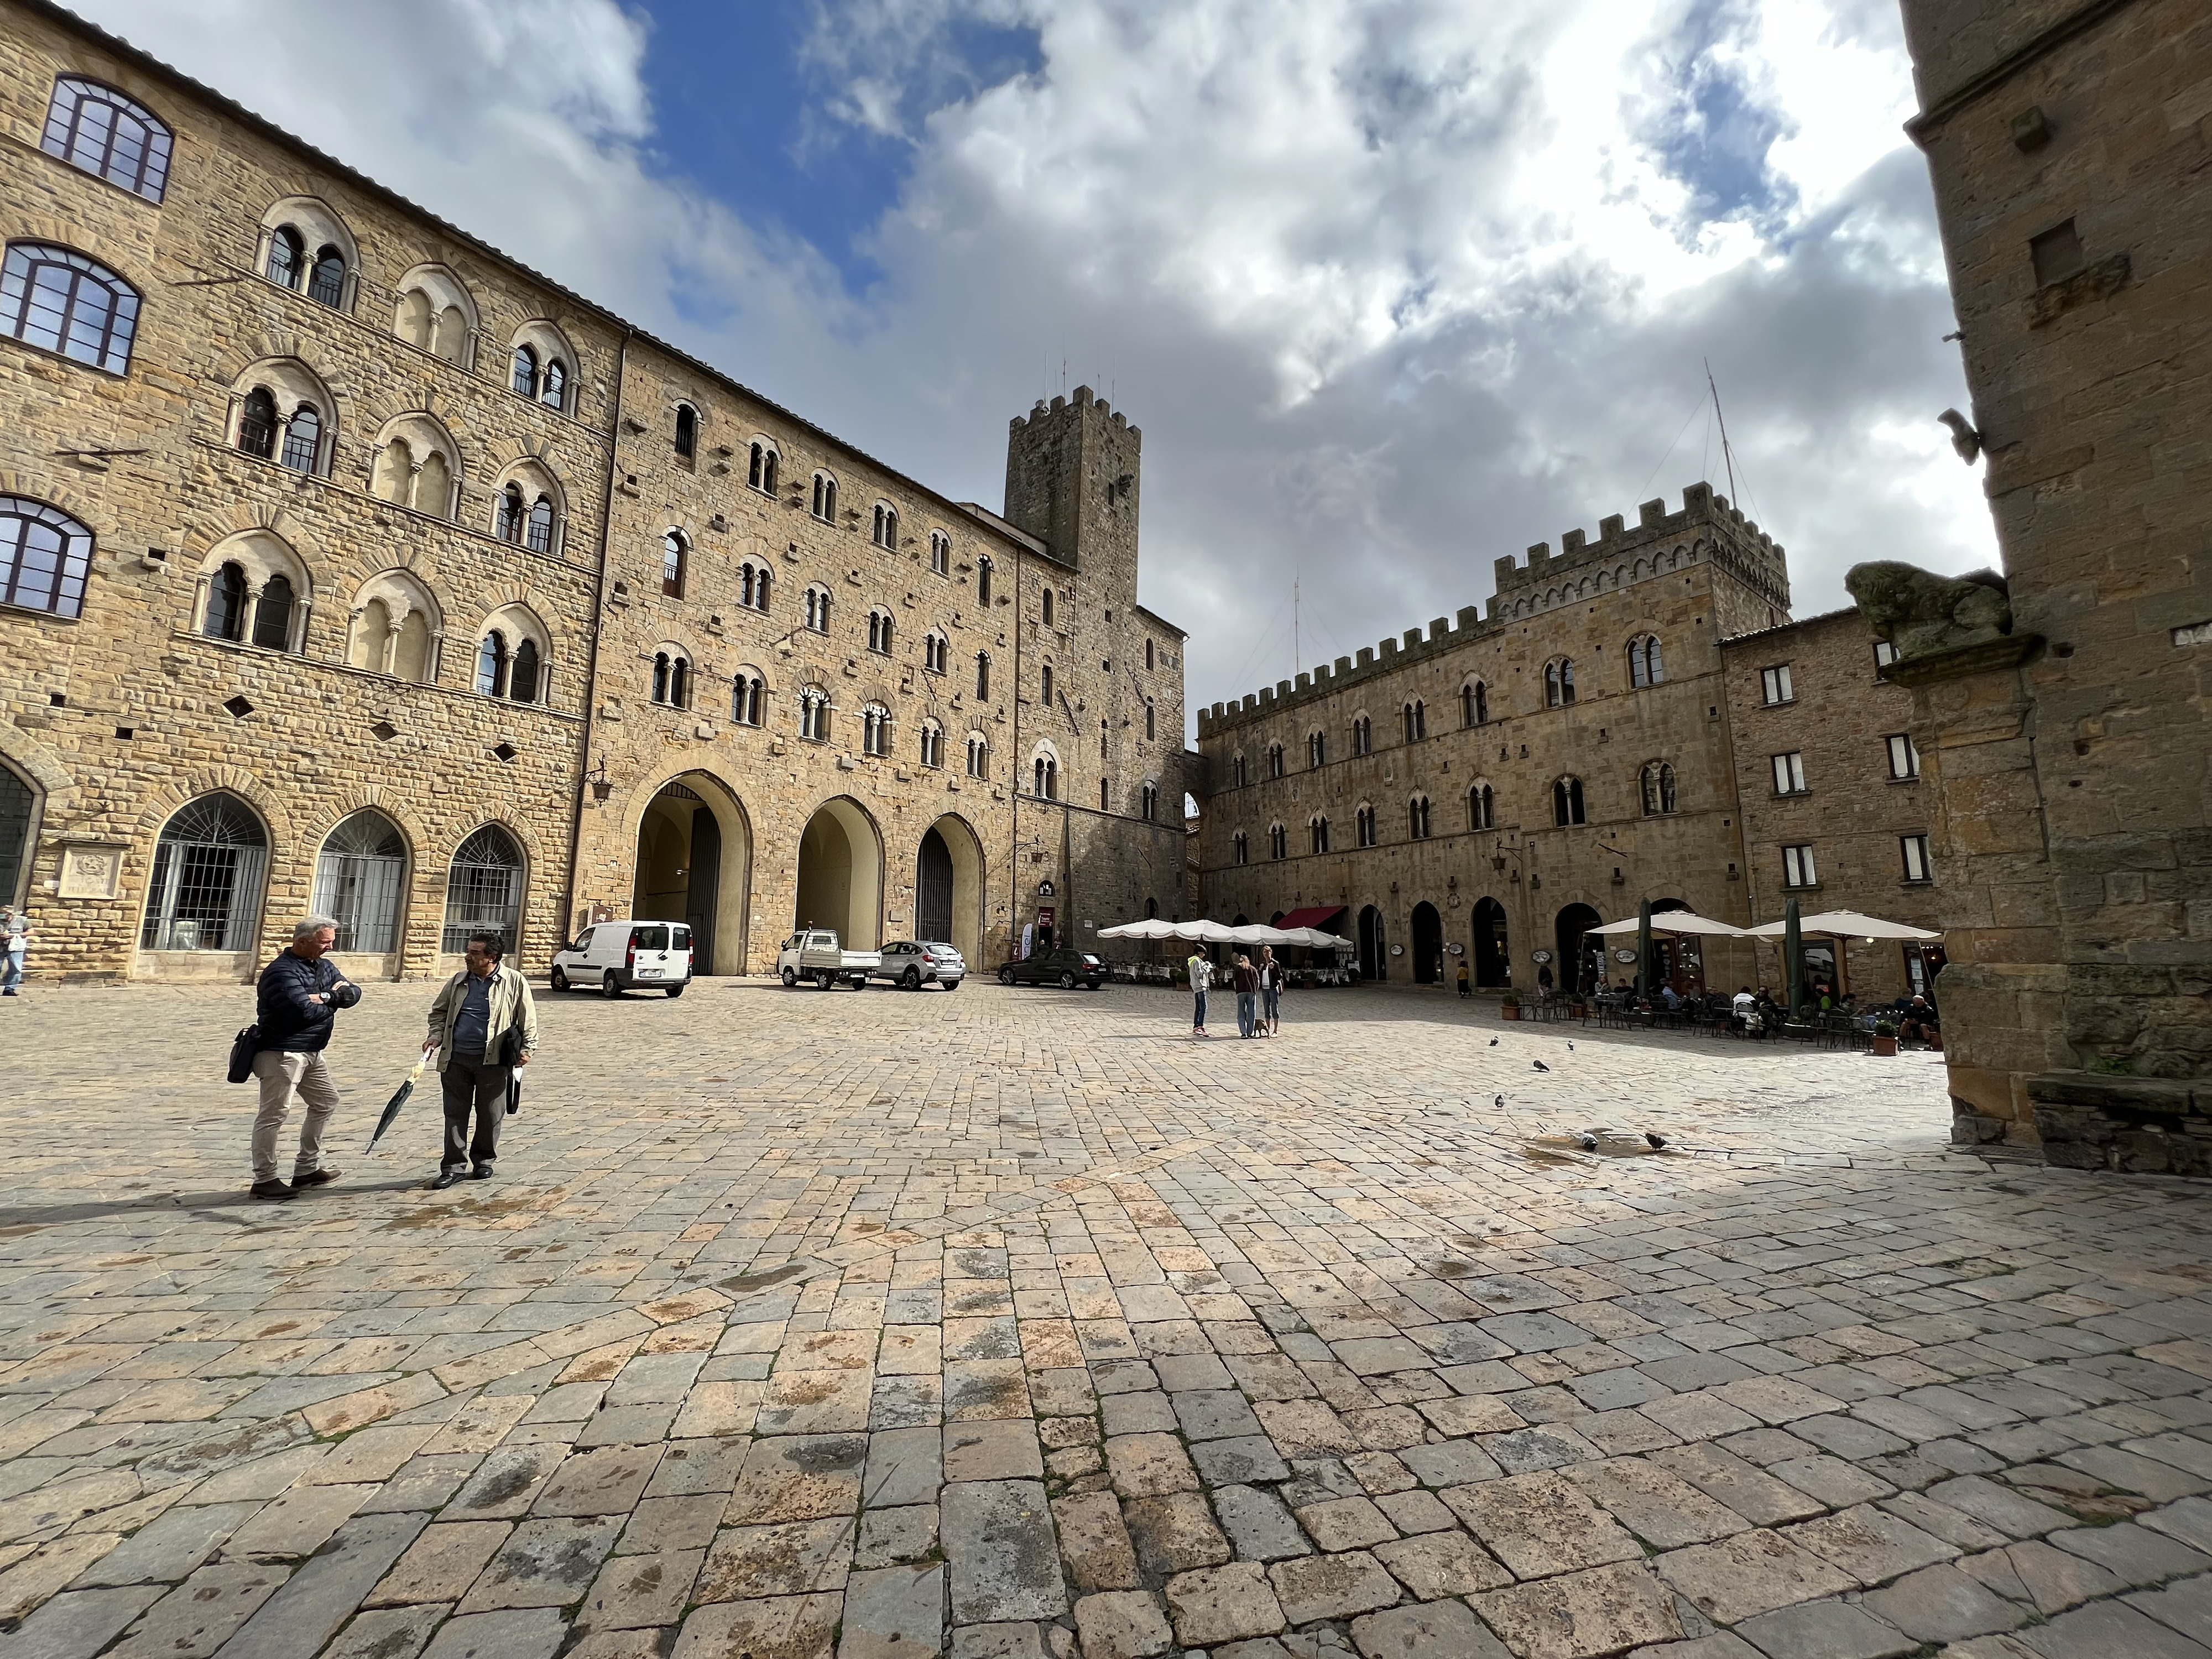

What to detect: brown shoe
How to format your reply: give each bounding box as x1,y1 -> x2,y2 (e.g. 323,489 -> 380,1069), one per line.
294,1168 -> 341,1187
249,1180 -> 295,1201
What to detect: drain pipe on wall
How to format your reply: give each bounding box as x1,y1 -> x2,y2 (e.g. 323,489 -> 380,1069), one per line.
560,328 -> 632,944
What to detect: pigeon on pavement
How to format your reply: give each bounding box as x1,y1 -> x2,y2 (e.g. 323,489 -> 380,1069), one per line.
1489,1037 -> 1500,1047
1645,1131 -> 1668,1150
1493,1093 -> 1505,1108
1578,1131 -> 1599,1150
1532,1060 -> 1550,1072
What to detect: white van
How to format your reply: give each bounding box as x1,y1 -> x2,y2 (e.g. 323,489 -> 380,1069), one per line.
551,919 -> 693,998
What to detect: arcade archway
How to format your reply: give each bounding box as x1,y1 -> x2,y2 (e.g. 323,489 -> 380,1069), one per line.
1357,905 -> 1385,980
1554,902 -> 1601,994
796,796 -> 883,949
1410,901 -> 1443,985
633,774 -> 753,973
916,815 -> 984,964
1471,897 -> 1509,987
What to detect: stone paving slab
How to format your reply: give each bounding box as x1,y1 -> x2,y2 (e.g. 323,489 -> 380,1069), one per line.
0,979 -> 2210,1658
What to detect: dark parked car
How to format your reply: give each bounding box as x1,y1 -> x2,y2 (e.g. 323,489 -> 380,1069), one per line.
998,947 -> 1106,990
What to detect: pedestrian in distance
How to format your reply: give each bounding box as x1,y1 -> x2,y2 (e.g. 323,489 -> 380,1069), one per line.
1455,956 -> 1471,999
1187,950 -> 1212,1037
1259,945 -> 1283,1035
248,916 -> 359,1200
0,904 -> 27,997
423,930 -> 539,1188
1232,952 -> 1260,1039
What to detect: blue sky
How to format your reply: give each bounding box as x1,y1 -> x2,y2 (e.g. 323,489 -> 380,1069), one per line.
85,0 -> 1994,726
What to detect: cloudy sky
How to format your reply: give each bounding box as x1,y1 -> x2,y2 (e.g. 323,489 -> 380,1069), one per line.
83,0 -> 1995,728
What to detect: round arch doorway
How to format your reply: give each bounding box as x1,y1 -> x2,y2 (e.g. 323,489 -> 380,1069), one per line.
633,774 -> 753,973
1471,896 -> 1509,987
1357,904 -> 1386,981
1554,901 -> 1602,994
1410,901 -> 1443,985
796,797 -> 884,949
915,815 -> 984,965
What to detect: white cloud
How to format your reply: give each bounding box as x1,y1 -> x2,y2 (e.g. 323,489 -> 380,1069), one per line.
75,0 -> 1996,729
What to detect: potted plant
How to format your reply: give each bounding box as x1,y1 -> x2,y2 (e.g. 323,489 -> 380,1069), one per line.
1500,990 -> 1521,1021
1871,1019 -> 1898,1057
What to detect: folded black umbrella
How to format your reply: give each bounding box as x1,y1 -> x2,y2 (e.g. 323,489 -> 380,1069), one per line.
367,1053 -> 429,1152
505,1069 -> 522,1118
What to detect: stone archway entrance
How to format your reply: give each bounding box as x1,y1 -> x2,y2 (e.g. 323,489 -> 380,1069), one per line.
633,774 -> 752,973
796,797 -> 884,949
1555,902 -> 1601,994
1358,905 -> 1385,980
915,815 -> 984,964
1472,897 -> 1509,987
1411,901 -> 1443,985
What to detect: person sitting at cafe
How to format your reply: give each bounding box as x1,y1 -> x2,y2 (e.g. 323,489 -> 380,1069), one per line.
1898,994 -> 1939,1046
1658,983 -> 1683,1011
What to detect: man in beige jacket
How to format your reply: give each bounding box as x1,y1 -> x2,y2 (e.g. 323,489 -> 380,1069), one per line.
422,930 -> 539,1187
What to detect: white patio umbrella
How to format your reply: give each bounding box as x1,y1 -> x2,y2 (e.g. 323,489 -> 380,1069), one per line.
1097,918 -> 1180,940
1587,912 -> 1747,937
1743,910 -> 1942,941
1279,927 -> 1353,950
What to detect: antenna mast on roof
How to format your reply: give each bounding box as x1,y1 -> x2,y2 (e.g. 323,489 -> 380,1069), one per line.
1293,570 -> 1301,679
1704,358 -> 1739,505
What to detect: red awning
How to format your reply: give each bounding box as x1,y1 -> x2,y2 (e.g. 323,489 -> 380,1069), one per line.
1276,905 -> 1347,931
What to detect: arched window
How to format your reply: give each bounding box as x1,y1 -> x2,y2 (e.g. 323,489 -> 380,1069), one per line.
1350,715 -> 1371,757
924,631 -> 947,674
799,687 -> 831,742
1032,755 -> 1058,798
805,586 -> 832,634
1145,639 -> 1155,671
509,637 -> 540,705
495,485 -> 525,544
477,630 -> 510,697
1269,822 -> 1287,860
237,387 -> 278,459
539,358 -> 567,413
1041,587 -> 1054,627
732,671 -> 764,726
1553,775 -> 1585,826
442,824 -> 524,955
1462,681 -> 1488,726
1469,782 -> 1495,831
41,77 -> 174,202
1641,760 -> 1678,816
1232,754 -> 1248,788
1545,658 -> 1576,708
872,503 -> 898,549
1233,831 -> 1249,865
812,472 -> 838,521
251,572 -> 294,651
266,226 -> 303,290
0,497 -> 94,618
661,530 -> 686,598
966,734 -> 989,778
1308,730 -> 1325,768
1141,782 -> 1157,821
1145,701 -> 1156,741
525,497 -> 554,554
1309,816 -> 1330,854
931,531 -> 950,575
674,404 -> 698,461
204,562 -> 248,642
509,343 -> 539,398
312,808 -> 406,954
306,247 -> 346,307
748,442 -> 778,493
919,720 -> 944,768
862,703 -> 892,757
739,561 -> 771,612
1629,635 -> 1665,688
1408,795 -> 1431,840
977,556 -> 993,606
279,404 -> 320,472
650,651 -> 690,708
1267,743 -> 1285,779
2,241 -> 140,373
975,651 -> 991,700
1041,664 -> 1055,706
1356,805 -> 1376,847
140,792 -> 268,952
868,609 -> 893,654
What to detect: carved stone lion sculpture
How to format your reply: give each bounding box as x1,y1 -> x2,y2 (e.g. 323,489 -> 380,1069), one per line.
1846,561 -> 2012,660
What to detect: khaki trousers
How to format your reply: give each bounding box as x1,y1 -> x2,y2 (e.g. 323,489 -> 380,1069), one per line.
251,1050 -> 338,1183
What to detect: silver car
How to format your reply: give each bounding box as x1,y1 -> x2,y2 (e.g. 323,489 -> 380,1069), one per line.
873,940 -> 966,990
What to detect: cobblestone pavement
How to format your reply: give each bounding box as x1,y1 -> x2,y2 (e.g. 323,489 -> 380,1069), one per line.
3,977 -> 2210,1659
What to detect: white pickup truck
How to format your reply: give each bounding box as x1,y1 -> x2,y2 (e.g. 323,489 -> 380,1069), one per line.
776,930 -> 880,990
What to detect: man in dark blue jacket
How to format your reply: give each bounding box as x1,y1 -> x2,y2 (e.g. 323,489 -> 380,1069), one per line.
249,916 -> 361,1200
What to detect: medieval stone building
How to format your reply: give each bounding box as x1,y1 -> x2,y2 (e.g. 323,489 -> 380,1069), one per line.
1193,486 -> 1946,1001
0,1 -> 1184,982
1875,0 -> 2211,1169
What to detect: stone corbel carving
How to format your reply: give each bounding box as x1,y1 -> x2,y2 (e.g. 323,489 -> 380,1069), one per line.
1845,561 -> 2014,660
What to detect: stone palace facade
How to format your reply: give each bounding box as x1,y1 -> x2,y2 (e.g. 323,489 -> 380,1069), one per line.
0,0 -> 1187,982
1192,487 -> 1948,1003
